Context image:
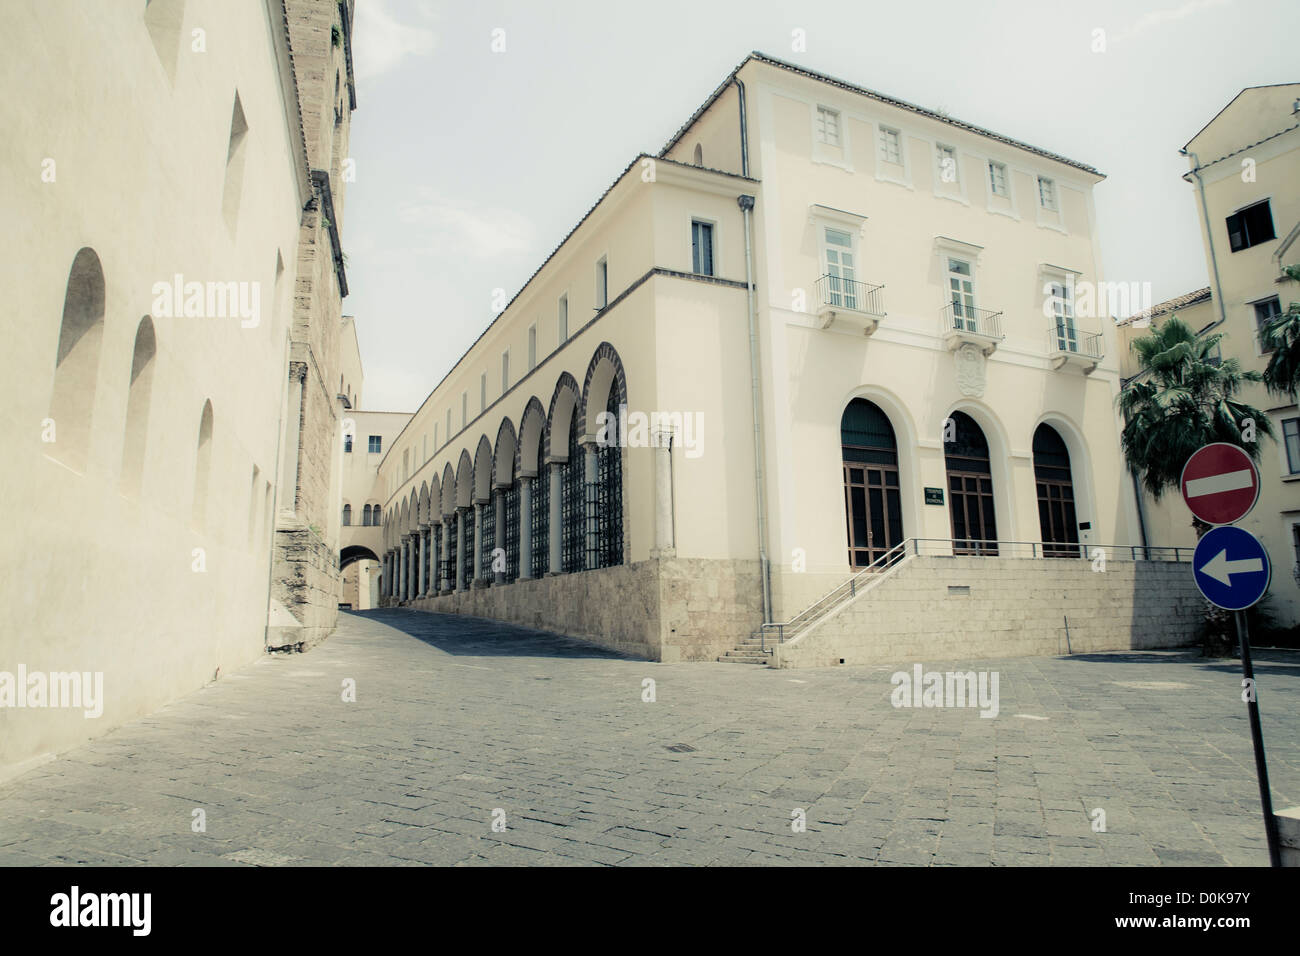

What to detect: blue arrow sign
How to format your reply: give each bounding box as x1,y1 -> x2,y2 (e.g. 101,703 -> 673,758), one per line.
1193,526 -> 1271,611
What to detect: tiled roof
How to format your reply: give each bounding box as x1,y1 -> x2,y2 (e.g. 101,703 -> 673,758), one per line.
1117,287 -> 1212,327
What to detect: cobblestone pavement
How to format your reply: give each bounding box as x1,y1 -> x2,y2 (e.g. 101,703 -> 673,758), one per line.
1,609 -> 1297,866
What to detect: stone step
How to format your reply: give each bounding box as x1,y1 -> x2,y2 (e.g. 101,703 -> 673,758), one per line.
718,651 -> 771,664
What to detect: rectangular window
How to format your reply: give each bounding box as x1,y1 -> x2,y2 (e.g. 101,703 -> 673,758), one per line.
446,408 -> 451,438
988,161 -> 1008,197
501,350 -> 509,393
1256,297 -> 1282,353
480,372 -> 487,412
528,323 -> 537,370
434,423 -> 438,449
558,295 -> 568,345
596,257 -> 608,309
1285,418 -> 1300,474
948,258 -> 977,328
1037,176 -> 1058,212
368,435 -> 381,454
461,391 -> 467,428
691,220 -> 714,276
823,227 -> 857,308
344,434 -> 353,453
936,145 -> 958,184
816,106 -> 840,146
1227,200 -> 1275,252
1048,279 -> 1076,350
879,126 -> 901,165
402,449 -> 409,480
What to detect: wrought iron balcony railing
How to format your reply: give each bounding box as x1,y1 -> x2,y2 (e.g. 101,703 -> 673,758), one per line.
942,302 -> 1004,340
1048,327 -> 1104,359
816,274 -> 885,316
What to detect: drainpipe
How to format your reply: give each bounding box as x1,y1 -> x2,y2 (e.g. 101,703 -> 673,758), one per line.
735,78 -> 749,177
740,192 -> 770,623
1180,149 -> 1227,330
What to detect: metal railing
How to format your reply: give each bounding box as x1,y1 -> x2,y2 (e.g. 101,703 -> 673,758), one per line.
1047,327 -> 1104,359
816,274 -> 886,316
756,536 -> 1194,653
943,302 -> 1004,339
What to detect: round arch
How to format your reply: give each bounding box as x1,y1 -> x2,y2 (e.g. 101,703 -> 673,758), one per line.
516,396 -> 547,476
544,372 -> 581,462
578,342 -> 628,438
836,385 -> 924,555
1033,411 -> 1097,547
493,417 -> 517,489
340,545 -> 380,571
418,481 -> 431,527
440,463 -> 456,516
455,449 -> 474,509
473,434 -> 494,502
942,399 -> 1017,547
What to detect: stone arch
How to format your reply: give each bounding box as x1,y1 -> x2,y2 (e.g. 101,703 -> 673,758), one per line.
120,316 -> 157,498
407,489 -> 419,533
1034,411 -> 1097,547
340,545 -> 380,572
544,372 -> 581,462
440,463 -> 456,516
399,499 -> 409,536
419,480 -> 431,526
191,399 -> 214,533
838,385 -> 923,552
942,400 -> 1016,547
455,449 -> 474,509
425,476 -> 440,523
578,342 -> 628,439
493,417 -> 517,489
516,396 -> 547,477
49,247 -> 107,472
473,435 -> 494,502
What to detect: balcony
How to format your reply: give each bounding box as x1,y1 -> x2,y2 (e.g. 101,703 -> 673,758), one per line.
815,274 -> 886,334
1047,327 -> 1104,373
941,303 -> 1004,354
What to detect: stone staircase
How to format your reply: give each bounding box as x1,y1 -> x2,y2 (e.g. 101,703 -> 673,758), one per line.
717,630 -> 772,664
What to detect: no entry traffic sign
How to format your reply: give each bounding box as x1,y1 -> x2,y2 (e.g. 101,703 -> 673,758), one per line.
1180,442 -> 1260,525
1192,525 -> 1271,611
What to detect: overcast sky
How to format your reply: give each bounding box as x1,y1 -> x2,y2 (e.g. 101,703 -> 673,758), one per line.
344,0 -> 1299,413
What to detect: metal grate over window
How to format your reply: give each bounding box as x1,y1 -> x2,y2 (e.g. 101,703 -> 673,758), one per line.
530,470 -> 549,577
596,390 -> 624,568
503,483 -> 520,583
479,498 -> 495,582
431,523 -> 442,591
445,518 -> 457,590
462,508 -> 475,586
561,414 -> 585,573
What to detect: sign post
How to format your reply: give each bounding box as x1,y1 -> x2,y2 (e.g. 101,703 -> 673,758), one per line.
1184,446 -> 1280,866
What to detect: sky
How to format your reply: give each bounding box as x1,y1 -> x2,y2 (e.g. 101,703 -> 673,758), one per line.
343,0 -> 1299,413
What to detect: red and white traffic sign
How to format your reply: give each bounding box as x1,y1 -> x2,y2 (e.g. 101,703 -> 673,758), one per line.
1180,442 -> 1260,525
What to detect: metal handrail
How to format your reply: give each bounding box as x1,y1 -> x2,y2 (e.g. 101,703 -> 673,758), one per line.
756,537 -> 1194,653
816,274 -> 886,316
943,302 -> 1004,339
1047,327 -> 1104,359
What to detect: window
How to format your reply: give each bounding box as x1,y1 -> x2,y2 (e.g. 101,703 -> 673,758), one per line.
1227,201 -> 1275,252
342,504 -> 351,526
816,106 -> 840,146
368,434 -> 381,454
936,145 -> 958,184
446,408 -> 452,438
691,220 -> 714,276
501,351 -> 510,393
1048,279 -> 1076,351
693,143 -> 703,166
988,161 -> 1008,197
558,296 -> 568,344
480,372 -> 487,412
596,257 -> 608,309
1284,418 -> 1300,475
1256,297 -> 1282,353
433,423 -> 438,448
402,449 -> 409,479
823,227 -> 857,308
948,258 -> 977,328
528,324 -> 537,370
362,504 -> 372,526
1293,524 -> 1300,565
344,433 -> 353,453
462,391 -> 468,427
879,127 -> 901,165
1037,176 -> 1058,212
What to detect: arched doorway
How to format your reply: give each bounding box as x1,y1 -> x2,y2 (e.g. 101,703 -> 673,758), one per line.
944,411 -> 998,555
1033,423 -> 1079,557
340,546 -> 381,610
841,399 -> 903,567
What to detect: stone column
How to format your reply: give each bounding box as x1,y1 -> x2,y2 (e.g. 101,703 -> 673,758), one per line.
440,515 -> 452,593
518,474 -> 534,580
473,499 -> 487,587
416,528 -> 427,598
652,428 -> 676,556
398,539 -> 408,601
548,460 -> 563,574
408,535 -> 417,600
383,552 -> 390,600
456,508 -> 467,591
582,437 -> 599,570
493,488 -> 506,585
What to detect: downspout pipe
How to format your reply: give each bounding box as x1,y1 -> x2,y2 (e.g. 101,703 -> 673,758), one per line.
1180,149 -> 1227,330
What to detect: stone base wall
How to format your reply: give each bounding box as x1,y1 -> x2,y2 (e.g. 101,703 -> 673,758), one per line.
772,556 -> 1203,668
269,526 -> 340,650
393,557 -> 763,662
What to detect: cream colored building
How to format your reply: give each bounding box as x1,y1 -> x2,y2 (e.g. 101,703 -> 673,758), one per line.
340,408 -> 412,609
378,53 -> 1187,664
1120,84 -> 1300,625
0,0 -> 359,779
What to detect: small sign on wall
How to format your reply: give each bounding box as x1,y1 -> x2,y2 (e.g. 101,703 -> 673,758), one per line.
924,487 -> 944,506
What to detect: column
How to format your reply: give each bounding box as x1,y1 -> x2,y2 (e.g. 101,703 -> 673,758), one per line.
519,474 -> 534,580
456,508 -> 467,591
548,460 -> 563,574
652,428 -> 676,556
408,535 -> 417,600
493,488 -> 506,585
420,527 -> 430,597
582,438 -> 599,570
441,515 -> 452,593
473,499 -> 486,587
398,539 -> 408,601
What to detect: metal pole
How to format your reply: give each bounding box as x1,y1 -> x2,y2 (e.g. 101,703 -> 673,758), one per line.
1235,610 -> 1281,867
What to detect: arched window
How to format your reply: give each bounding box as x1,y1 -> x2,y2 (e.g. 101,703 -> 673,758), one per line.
192,400 -> 214,532
561,412 -> 584,572
374,507 -> 382,526
342,503 -> 352,526
595,389 -> 624,567
1034,424 -> 1079,557
693,143 -> 703,166
841,399 -> 902,568
503,481 -> 520,582
49,248 -> 106,472
944,411 -> 997,555
362,504 -> 371,526
120,317 -> 157,497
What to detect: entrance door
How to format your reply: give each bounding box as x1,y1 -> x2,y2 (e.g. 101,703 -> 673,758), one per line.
944,411 -> 998,555
841,399 -> 903,568
1033,423 -> 1079,557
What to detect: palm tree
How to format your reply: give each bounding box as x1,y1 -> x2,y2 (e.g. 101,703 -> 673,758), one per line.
1260,264 -> 1300,398
1119,314 -> 1273,500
